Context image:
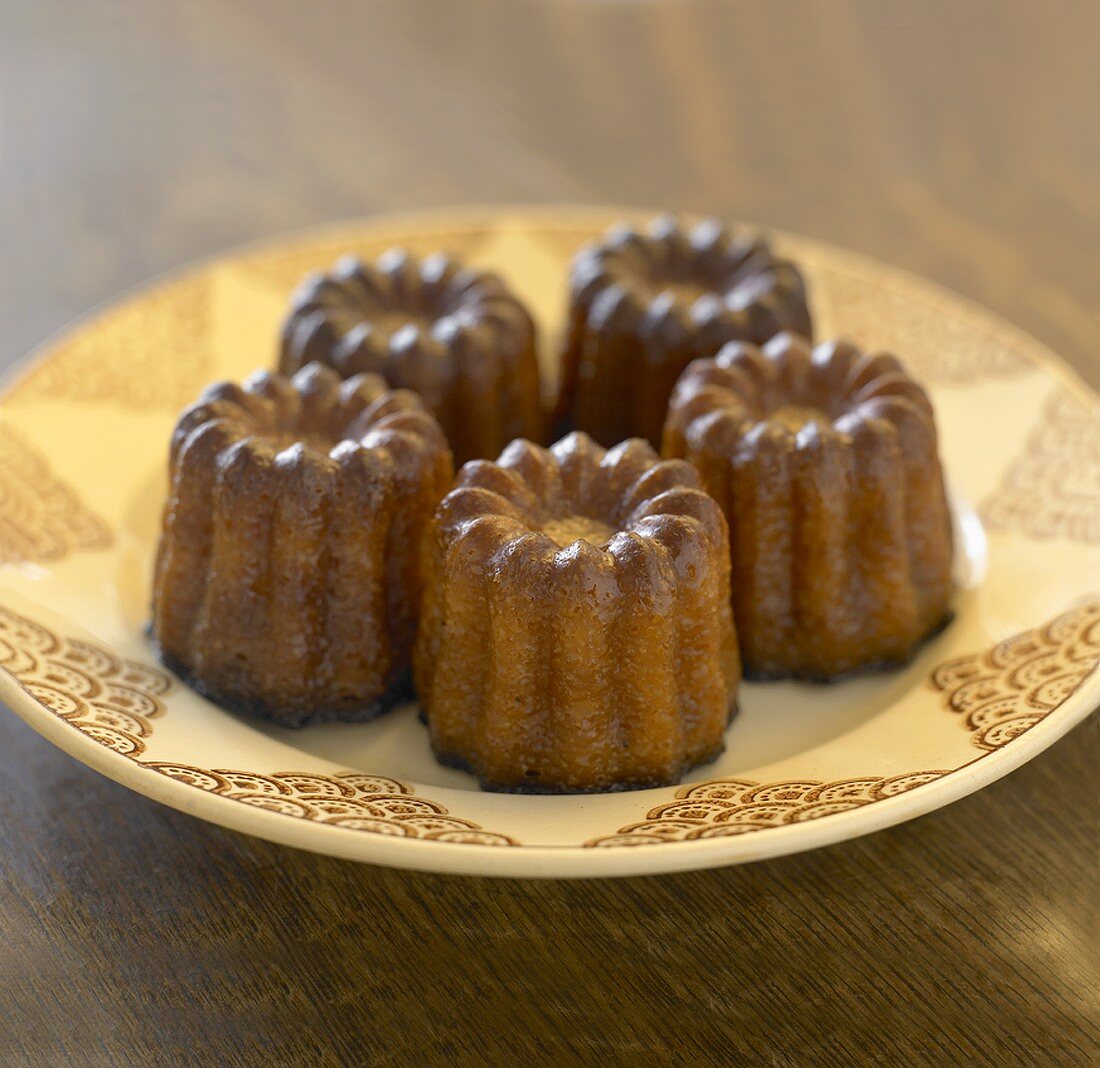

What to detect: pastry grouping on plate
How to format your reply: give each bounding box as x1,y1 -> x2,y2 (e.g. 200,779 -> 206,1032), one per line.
150,218 -> 954,792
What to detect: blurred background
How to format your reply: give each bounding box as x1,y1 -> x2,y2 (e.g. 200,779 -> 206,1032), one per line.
1,0 -> 1097,386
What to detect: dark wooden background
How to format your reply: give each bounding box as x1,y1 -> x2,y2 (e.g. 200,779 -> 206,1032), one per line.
1,2 -> 1097,1064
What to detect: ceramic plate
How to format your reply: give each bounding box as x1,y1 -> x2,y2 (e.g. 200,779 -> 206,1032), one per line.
1,207 -> 1097,878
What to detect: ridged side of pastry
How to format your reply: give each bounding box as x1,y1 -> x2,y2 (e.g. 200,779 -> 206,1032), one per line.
414,433 -> 739,792
152,363 -> 453,725
664,334 -> 953,680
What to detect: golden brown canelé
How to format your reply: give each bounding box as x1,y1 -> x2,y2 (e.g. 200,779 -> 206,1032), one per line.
557,215 -> 812,448
663,333 -> 954,681
151,362 -> 453,726
413,431 -> 740,793
279,250 -> 544,465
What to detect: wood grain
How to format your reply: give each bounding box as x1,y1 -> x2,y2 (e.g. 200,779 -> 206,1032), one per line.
0,1 -> 1097,1064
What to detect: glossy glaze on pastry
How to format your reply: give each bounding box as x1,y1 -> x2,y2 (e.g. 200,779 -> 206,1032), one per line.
151,362 -> 453,725
414,431 -> 740,792
663,333 -> 953,679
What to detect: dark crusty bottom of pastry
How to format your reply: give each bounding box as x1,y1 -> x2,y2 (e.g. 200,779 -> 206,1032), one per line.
149,629 -> 413,730
423,703 -> 739,795
742,611 -> 955,684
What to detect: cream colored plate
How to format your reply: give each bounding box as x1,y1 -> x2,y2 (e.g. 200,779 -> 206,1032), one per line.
1,207 -> 1097,878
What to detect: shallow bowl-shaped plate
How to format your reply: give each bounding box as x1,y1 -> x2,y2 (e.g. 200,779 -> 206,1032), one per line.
1,207 -> 1097,877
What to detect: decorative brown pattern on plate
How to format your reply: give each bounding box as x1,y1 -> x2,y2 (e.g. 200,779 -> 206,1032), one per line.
4,595 -> 1098,850
584,773 -> 947,847
0,605 -> 517,845
590,600 -> 1100,847
0,605 -> 169,755
146,765 -> 517,845
10,275 -> 213,410
810,255 -> 1034,384
981,388 -> 1100,544
2,592 -> 1095,851
932,598 -> 1100,750
0,424 -> 112,564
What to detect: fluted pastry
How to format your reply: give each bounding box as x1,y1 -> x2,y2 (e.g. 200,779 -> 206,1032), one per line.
414,431 -> 740,792
557,215 -> 812,447
151,362 -> 453,725
663,333 -> 954,680
280,250 -> 544,464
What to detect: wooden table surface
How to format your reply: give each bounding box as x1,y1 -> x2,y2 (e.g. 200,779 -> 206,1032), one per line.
1,2 -> 1097,1064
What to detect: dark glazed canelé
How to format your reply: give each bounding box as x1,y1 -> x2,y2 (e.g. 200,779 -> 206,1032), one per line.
280,250 -> 544,464
663,333 -> 954,680
414,431 -> 740,793
152,362 -> 453,726
557,215 -> 812,447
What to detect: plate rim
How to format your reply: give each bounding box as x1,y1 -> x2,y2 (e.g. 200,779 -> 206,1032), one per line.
2,661 -> 1097,877
1,204 -> 1097,878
